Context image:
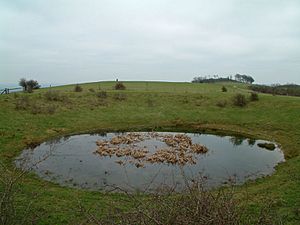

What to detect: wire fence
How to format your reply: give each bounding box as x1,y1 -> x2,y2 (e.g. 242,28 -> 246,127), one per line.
0,87 -> 22,95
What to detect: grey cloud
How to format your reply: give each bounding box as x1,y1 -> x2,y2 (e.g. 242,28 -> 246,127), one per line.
0,0 -> 299,85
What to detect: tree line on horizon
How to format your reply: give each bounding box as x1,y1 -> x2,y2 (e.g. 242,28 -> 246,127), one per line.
192,74 -> 255,84
250,84 -> 300,97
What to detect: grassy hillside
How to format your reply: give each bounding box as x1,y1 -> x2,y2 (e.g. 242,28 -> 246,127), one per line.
0,81 -> 299,224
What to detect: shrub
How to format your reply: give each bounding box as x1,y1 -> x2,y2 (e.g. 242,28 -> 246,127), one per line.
216,100 -> 227,108
88,88 -> 95,92
250,92 -> 259,101
221,86 -> 227,92
74,84 -> 83,92
232,93 -> 247,107
114,82 -> 126,90
96,91 -> 107,99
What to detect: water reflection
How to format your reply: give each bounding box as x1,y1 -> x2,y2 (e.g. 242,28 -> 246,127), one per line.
229,136 -> 246,146
247,138 -> 256,146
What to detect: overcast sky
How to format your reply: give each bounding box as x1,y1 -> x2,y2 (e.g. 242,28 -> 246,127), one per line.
1,0 -> 300,85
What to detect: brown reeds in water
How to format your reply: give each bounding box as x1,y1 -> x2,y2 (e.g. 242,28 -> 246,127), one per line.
94,132 -> 208,167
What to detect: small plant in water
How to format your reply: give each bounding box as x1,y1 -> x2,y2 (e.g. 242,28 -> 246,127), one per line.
257,142 -> 275,150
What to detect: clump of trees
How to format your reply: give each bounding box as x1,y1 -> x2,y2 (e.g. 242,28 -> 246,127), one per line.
192,75 -> 234,83
19,78 -> 40,92
234,74 -> 255,84
192,74 -> 254,84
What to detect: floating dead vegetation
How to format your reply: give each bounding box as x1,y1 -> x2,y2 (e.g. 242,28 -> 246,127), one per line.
110,133 -> 144,145
94,132 -> 208,168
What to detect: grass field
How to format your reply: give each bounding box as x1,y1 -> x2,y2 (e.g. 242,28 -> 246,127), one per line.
0,81 -> 300,224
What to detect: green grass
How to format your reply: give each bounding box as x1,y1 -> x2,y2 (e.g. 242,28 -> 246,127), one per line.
0,81 -> 300,224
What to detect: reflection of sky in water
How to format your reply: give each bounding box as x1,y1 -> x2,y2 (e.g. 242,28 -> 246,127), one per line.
15,132 -> 285,192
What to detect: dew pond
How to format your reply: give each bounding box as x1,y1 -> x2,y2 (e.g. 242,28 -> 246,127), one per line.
16,132 -> 284,192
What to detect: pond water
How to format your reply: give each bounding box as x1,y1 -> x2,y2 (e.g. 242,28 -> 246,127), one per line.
15,132 -> 284,192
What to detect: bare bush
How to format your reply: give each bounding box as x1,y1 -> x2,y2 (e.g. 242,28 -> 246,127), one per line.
78,179 -> 282,225
0,163 -> 38,225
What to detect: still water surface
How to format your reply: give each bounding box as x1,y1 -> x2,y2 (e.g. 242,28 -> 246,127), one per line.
16,132 -> 284,192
